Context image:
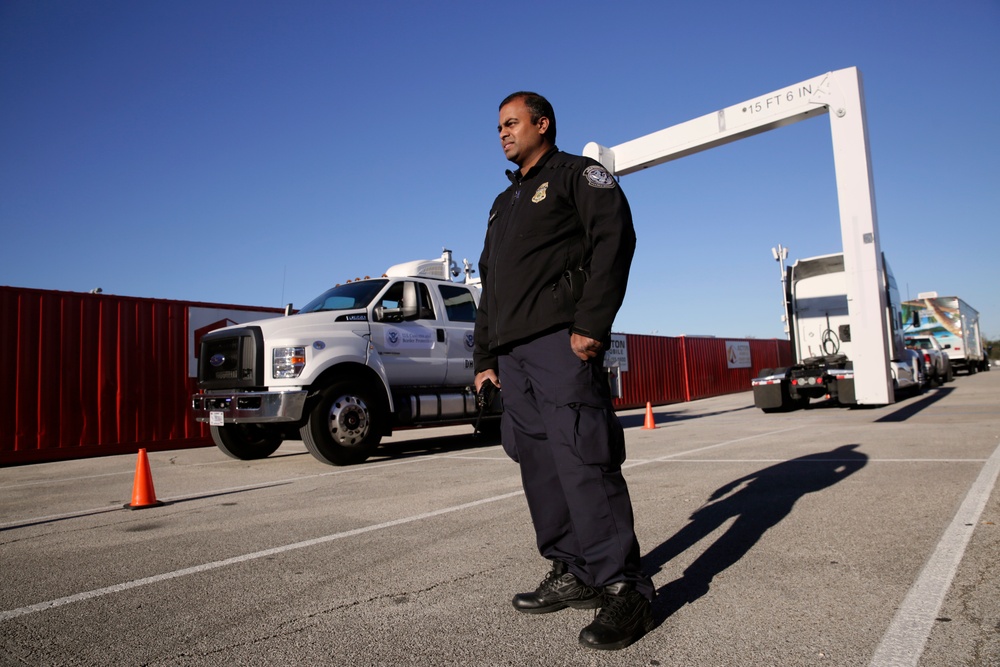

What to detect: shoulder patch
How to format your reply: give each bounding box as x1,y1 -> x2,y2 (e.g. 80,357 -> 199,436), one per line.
584,165 -> 616,189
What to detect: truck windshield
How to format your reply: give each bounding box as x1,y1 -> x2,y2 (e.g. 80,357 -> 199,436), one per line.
298,279 -> 389,313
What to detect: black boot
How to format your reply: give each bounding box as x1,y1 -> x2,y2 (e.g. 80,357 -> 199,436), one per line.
512,561 -> 601,614
578,582 -> 653,650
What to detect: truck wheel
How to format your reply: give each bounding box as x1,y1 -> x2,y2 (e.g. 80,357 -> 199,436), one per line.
211,424 -> 283,460
944,364 -> 954,382
300,382 -> 383,465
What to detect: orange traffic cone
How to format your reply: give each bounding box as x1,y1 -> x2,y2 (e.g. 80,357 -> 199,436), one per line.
642,402 -> 657,430
124,448 -> 165,510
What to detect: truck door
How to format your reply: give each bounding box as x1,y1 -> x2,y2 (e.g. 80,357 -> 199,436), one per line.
370,280 -> 448,386
435,283 -> 477,386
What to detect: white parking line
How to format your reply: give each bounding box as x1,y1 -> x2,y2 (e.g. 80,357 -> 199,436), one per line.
0,428 -> 799,619
632,426 -> 806,466
0,490 -> 525,622
0,448 -> 504,530
6,419 -> 992,661
0,457 -> 241,490
869,441 -> 1000,667
0,470 -> 134,489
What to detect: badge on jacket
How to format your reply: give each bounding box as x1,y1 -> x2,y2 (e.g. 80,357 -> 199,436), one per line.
531,182 -> 548,203
584,165 -> 616,189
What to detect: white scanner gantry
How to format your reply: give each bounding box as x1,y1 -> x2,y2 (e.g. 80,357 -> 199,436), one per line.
584,67 -> 894,404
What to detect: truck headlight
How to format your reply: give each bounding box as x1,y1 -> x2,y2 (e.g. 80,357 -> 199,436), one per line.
273,347 -> 306,378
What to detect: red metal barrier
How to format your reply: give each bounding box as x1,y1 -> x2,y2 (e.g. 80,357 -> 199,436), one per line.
612,334 -> 792,410
612,334 -> 687,409
683,336 -> 793,402
2,286 -> 792,465
0,287 -> 281,466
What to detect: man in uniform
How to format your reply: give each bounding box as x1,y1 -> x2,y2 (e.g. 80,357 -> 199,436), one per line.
473,91 -> 654,650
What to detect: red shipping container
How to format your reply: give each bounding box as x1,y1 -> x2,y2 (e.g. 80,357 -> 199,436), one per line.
0,287 -> 282,465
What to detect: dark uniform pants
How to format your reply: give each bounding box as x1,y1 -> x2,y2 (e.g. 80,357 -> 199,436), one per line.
498,328 -> 654,601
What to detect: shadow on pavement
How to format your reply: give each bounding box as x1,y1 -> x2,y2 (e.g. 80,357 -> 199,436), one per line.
619,404 -> 755,430
642,444 -> 868,624
372,429 -> 503,462
874,386 -> 954,422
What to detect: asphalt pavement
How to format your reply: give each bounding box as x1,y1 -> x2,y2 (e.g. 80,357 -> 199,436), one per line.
2,370 -> 999,666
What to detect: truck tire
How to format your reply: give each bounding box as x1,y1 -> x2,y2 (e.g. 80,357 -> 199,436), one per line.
211,424 -> 283,460
944,364 -> 954,383
300,381 -> 383,465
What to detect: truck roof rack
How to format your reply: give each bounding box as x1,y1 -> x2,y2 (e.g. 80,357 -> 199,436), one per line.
384,259 -> 451,281
384,248 -> 468,282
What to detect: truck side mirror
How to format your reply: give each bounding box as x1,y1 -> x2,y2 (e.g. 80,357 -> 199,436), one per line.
372,282 -> 420,322
910,312 -> 920,328
400,282 -> 419,321
942,343 -> 951,350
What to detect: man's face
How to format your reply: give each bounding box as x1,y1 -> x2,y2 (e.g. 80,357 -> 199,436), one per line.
498,98 -> 549,169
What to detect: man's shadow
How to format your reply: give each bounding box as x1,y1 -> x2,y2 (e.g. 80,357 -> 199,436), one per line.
642,444 -> 868,621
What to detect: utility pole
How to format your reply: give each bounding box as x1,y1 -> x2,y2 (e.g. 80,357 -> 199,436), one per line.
771,244 -> 789,338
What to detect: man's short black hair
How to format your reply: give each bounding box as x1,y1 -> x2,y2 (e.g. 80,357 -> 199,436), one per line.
500,91 -> 556,143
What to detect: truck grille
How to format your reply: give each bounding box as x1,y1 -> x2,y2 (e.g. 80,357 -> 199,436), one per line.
197,326 -> 265,389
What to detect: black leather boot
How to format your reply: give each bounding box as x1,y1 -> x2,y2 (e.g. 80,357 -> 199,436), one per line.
512,561 -> 601,614
578,582 -> 654,650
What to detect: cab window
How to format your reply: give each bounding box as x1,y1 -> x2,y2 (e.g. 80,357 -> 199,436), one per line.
438,284 -> 477,322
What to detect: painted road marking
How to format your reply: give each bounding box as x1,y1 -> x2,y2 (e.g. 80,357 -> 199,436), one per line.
0,429 -> 797,619
0,490 -> 524,622
5,422 -> 997,667
868,441 -> 1000,667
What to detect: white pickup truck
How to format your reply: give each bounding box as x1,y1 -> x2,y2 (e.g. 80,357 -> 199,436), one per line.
191,250 -> 496,466
905,335 -> 954,385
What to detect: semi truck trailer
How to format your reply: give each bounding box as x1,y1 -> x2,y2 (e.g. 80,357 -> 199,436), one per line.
902,294 -> 987,374
752,252 -> 922,412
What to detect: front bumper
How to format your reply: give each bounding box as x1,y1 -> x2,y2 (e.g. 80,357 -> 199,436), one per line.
192,390 -> 308,424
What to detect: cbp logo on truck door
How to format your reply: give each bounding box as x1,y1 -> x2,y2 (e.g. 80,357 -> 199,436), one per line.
465,332 -> 475,349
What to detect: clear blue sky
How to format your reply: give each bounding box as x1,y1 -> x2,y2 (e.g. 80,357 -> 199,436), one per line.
2,1 -> 998,339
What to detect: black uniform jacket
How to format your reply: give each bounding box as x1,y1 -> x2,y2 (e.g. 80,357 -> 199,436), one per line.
474,147 -> 636,374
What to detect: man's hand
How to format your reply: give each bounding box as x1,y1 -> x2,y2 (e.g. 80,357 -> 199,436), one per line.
475,369 -> 500,392
571,333 -> 602,361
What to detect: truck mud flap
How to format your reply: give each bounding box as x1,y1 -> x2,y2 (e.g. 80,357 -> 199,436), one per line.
837,378 -> 856,405
753,384 -> 785,410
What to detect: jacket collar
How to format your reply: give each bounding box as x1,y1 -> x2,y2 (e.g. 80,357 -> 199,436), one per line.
506,146 -> 559,184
